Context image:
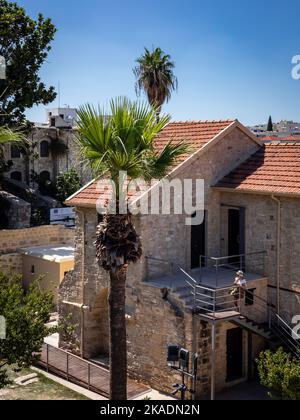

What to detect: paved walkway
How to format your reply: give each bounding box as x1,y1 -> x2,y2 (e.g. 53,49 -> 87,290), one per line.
216,381 -> 270,400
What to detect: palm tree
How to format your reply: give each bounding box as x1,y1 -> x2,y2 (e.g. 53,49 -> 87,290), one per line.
0,126 -> 23,180
134,47 -> 178,120
76,97 -> 188,400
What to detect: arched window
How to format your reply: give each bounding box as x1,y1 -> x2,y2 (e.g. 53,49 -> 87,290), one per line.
11,145 -> 21,159
10,171 -> 22,182
40,140 -> 49,158
39,171 -> 51,183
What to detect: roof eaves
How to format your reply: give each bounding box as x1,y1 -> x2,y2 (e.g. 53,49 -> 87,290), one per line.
65,176 -> 99,206
212,185 -> 300,199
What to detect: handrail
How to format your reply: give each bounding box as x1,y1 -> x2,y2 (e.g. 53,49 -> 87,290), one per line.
275,314 -> 300,340
210,250 -> 266,262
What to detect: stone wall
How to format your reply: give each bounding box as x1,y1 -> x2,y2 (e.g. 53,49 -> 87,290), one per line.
0,224 -> 74,254
0,191 -> 31,229
0,225 -> 74,278
0,253 -> 23,274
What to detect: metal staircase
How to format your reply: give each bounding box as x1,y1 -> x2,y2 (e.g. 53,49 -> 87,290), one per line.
234,316 -> 273,340
145,254 -> 300,359
180,270 -> 300,359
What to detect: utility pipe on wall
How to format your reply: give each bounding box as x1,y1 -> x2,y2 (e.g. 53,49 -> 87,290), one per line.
271,195 -> 281,315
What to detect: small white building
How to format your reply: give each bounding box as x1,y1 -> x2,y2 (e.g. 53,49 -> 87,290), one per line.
47,107 -> 77,128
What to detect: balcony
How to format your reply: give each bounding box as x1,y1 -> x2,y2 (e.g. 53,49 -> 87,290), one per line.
144,252 -> 268,322
145,251 -> 266,289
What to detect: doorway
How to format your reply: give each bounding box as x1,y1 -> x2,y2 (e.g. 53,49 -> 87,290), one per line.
226,328 -> 243,382
191,211 -> 206,269
221,206 -> 245,266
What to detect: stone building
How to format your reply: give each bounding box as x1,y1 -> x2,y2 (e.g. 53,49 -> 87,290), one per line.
58,120 -> 300,399
3,125 -> 90,187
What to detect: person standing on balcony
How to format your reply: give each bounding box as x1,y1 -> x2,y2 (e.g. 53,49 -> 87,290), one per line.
232,270 -> 247,309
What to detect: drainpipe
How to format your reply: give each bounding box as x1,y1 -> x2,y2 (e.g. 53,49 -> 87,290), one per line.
271,195 -> 281,315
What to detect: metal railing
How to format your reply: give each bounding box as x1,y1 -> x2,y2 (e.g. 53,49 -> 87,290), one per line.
39,343 -> 110,397
145,251 -> 266,289
233,291 -> 300,359
198,251 -> 266,287
181,269 -> 242,315
39,344 -> 150,398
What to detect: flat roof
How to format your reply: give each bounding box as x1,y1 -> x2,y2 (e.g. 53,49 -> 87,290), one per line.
20,245 -> 74,263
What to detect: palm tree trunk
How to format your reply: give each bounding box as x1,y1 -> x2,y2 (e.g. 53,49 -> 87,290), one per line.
109,267 -> 127,400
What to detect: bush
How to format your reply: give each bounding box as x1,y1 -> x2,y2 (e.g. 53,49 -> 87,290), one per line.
0,272 -> 55,388
257,348 -> 300,400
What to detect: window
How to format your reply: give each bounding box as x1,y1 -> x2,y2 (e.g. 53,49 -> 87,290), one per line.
245,288 -> 256,306
31,265 -> 35,274
50,117 -> 56,127
59,114 -> 64,119
10,171 -> 22,182
40,140 -> 49,158
11,145 -> 21,159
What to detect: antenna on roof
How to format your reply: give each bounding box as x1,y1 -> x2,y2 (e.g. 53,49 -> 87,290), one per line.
58,81 -> 61,108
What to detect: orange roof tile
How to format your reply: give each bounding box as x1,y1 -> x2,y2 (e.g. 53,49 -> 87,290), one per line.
66,120 -> 235,207
215,143 -> 300,196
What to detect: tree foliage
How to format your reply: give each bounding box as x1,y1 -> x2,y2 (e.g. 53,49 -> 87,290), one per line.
0,271 -> 55,387
55,168 -> 81,204
134,47 -> 178,116
267,115 -> 274,132
0,0 -> 57,126
257,348 -> 300,400
0,125 -> 23,178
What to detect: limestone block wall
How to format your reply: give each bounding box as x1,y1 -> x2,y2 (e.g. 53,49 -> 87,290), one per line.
0,253 -> 23,274
126,283 -> 193,393
58,208 -> 110,357
0,191 -> 31,229
0,224 -> 74,254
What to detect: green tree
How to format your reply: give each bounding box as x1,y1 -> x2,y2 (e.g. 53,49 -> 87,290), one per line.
134,47 -> 178,120
55,168 -> 81,204
76,97 -> 188,400
267,116 -> 274,132
0,272 -> 55,387
0,0 -> 57,126
257,348 -> 300,400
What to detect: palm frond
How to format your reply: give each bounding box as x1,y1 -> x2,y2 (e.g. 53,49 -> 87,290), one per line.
76,97 -> 187,185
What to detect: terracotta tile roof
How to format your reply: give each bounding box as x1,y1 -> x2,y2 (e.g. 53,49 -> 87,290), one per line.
215,143 -> 300,196
66,120 -> 235,207
154,120 -> 235,165
66,178 -> 150,208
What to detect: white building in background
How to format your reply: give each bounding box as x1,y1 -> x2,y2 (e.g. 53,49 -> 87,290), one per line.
249,120 -> 300,137
46,107 -> 78,128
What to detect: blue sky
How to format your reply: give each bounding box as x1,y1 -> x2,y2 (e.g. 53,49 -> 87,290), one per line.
17,0 -> 300,125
